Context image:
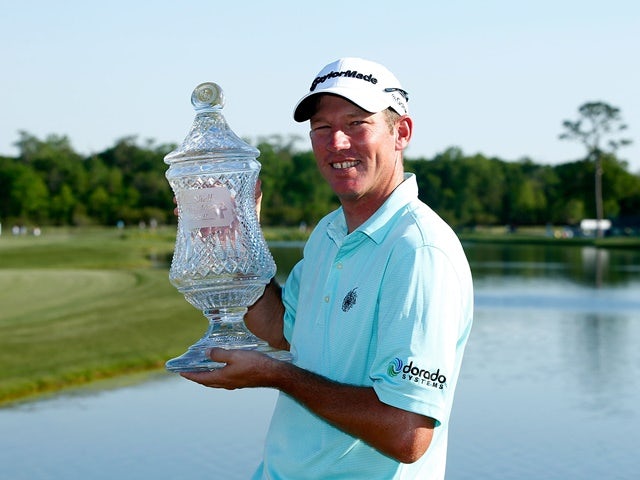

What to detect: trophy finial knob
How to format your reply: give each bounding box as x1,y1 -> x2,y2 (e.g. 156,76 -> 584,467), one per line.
191,82 -> 225,111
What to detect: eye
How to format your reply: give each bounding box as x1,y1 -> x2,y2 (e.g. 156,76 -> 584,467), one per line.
310,123 -> 330,132
349,117 -> 370,127
310,125 -> 330,139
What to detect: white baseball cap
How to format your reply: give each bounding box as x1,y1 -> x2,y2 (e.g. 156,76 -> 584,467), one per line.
293,57 -> 409,122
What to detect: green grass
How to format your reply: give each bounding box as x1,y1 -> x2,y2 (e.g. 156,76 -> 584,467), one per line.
0,227 -> 204,406
1,224 -> 637,406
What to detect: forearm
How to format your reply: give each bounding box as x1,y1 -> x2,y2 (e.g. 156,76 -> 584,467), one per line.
245,278 -> 289,351
270,360 -> 434,463
182,346 -> 433,462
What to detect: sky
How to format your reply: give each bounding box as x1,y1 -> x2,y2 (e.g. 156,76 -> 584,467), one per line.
1,0 -> 639,172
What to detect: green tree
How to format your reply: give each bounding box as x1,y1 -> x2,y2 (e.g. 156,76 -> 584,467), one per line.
504,160 -> 557,225
559,102 -> 632,237
288,151 -> 338,225
3,129 -> 639,230
256,140 -> 295,225
559,198 -> 586,225
15,131 -> 86,196
95,136 -> 174,224
410,150 -> 506,227
50,183 -> 77,224
408,147 -> 465,225
7,163 -> 50,222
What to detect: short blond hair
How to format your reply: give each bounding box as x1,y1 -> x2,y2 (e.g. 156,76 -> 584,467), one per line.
384,108 -> 402,134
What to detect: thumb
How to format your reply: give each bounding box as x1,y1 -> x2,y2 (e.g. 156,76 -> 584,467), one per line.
207,347 -> 233,363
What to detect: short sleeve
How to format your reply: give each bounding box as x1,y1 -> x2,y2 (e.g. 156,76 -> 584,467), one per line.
371,244 -> 466,426
281,259 -> 303,344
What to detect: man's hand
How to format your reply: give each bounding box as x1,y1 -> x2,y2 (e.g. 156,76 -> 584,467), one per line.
180,348 -> 279,390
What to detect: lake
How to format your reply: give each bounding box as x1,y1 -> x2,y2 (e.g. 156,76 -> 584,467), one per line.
1,242 -> 639,479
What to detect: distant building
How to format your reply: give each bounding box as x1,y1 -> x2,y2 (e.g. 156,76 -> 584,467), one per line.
579,219 -> 611,237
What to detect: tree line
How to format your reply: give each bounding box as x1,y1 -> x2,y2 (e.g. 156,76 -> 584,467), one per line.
1,130 -> 639,233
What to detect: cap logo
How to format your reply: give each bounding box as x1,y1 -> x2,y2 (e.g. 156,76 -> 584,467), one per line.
390,92 -> 406,112
309,70 -> 378,92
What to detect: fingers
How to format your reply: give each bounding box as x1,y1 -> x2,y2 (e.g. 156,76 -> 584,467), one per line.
179,347 -> 277,390
178,348 -> 240,389
255,179 -> 263,220
208,347 -> 234,364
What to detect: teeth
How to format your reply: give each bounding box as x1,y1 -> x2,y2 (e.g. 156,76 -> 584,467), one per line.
332,161 -> 358,169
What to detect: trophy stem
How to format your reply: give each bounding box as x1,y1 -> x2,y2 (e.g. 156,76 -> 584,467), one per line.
165,307 -> 291,372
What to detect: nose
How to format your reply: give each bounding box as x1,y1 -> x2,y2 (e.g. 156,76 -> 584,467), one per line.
327,129 -> 350,152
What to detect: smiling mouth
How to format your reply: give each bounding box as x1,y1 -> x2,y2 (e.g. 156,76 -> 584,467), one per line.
331,160 -> 359,169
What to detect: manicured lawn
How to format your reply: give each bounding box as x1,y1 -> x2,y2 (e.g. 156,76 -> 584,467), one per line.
0,227 -> 204,405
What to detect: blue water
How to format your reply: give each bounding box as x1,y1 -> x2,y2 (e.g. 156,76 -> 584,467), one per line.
1,244 -> 639,479
0,374 -> 275,479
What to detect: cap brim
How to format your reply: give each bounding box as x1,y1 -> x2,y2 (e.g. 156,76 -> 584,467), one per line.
293,93 -> 321,122
293,87 -> 391,122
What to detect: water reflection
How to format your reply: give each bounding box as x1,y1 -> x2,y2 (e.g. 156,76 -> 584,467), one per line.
569,312 -> 639,415
448,305 -> 640,479
581,246 -> 607,287
466,242 -> 639,287
1,242 -> 639,480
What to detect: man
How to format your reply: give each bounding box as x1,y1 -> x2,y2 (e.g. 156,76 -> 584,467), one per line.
183,57 -> 473,479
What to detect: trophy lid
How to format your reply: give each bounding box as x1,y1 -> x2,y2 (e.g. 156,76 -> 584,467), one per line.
164,82 -> 259,164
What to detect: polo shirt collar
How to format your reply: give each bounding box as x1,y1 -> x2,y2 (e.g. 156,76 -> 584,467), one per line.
326,173 -> 418,246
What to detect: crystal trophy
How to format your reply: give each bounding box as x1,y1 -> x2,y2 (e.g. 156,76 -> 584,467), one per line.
164,82 -> 291,372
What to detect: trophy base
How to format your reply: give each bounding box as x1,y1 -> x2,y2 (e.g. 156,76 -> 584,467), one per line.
165,308 -> 292,372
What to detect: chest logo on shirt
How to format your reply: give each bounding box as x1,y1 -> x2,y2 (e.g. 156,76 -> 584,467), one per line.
341,287 -> 358,312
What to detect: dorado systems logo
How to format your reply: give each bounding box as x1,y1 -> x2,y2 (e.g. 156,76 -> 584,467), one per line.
388,357 -> 403,377
387,357 -> 447,390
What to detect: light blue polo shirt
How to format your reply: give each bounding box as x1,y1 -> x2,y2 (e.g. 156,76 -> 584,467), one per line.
253,174 -> 473,480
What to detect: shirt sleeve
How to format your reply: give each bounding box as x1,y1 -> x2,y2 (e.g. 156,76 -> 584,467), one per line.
281,259 -> 303,344
371,243 -> 466,426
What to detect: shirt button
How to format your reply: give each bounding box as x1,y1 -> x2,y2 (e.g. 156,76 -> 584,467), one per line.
324,296 -> 330,303
336,262 -> 343,269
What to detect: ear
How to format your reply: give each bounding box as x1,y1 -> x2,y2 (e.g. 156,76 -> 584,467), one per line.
395,116 -> 413,151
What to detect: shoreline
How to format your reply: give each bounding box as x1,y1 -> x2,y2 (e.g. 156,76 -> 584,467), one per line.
1,226 -> 638,408
459,232 -> 640,249
1,365 -> 173,409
